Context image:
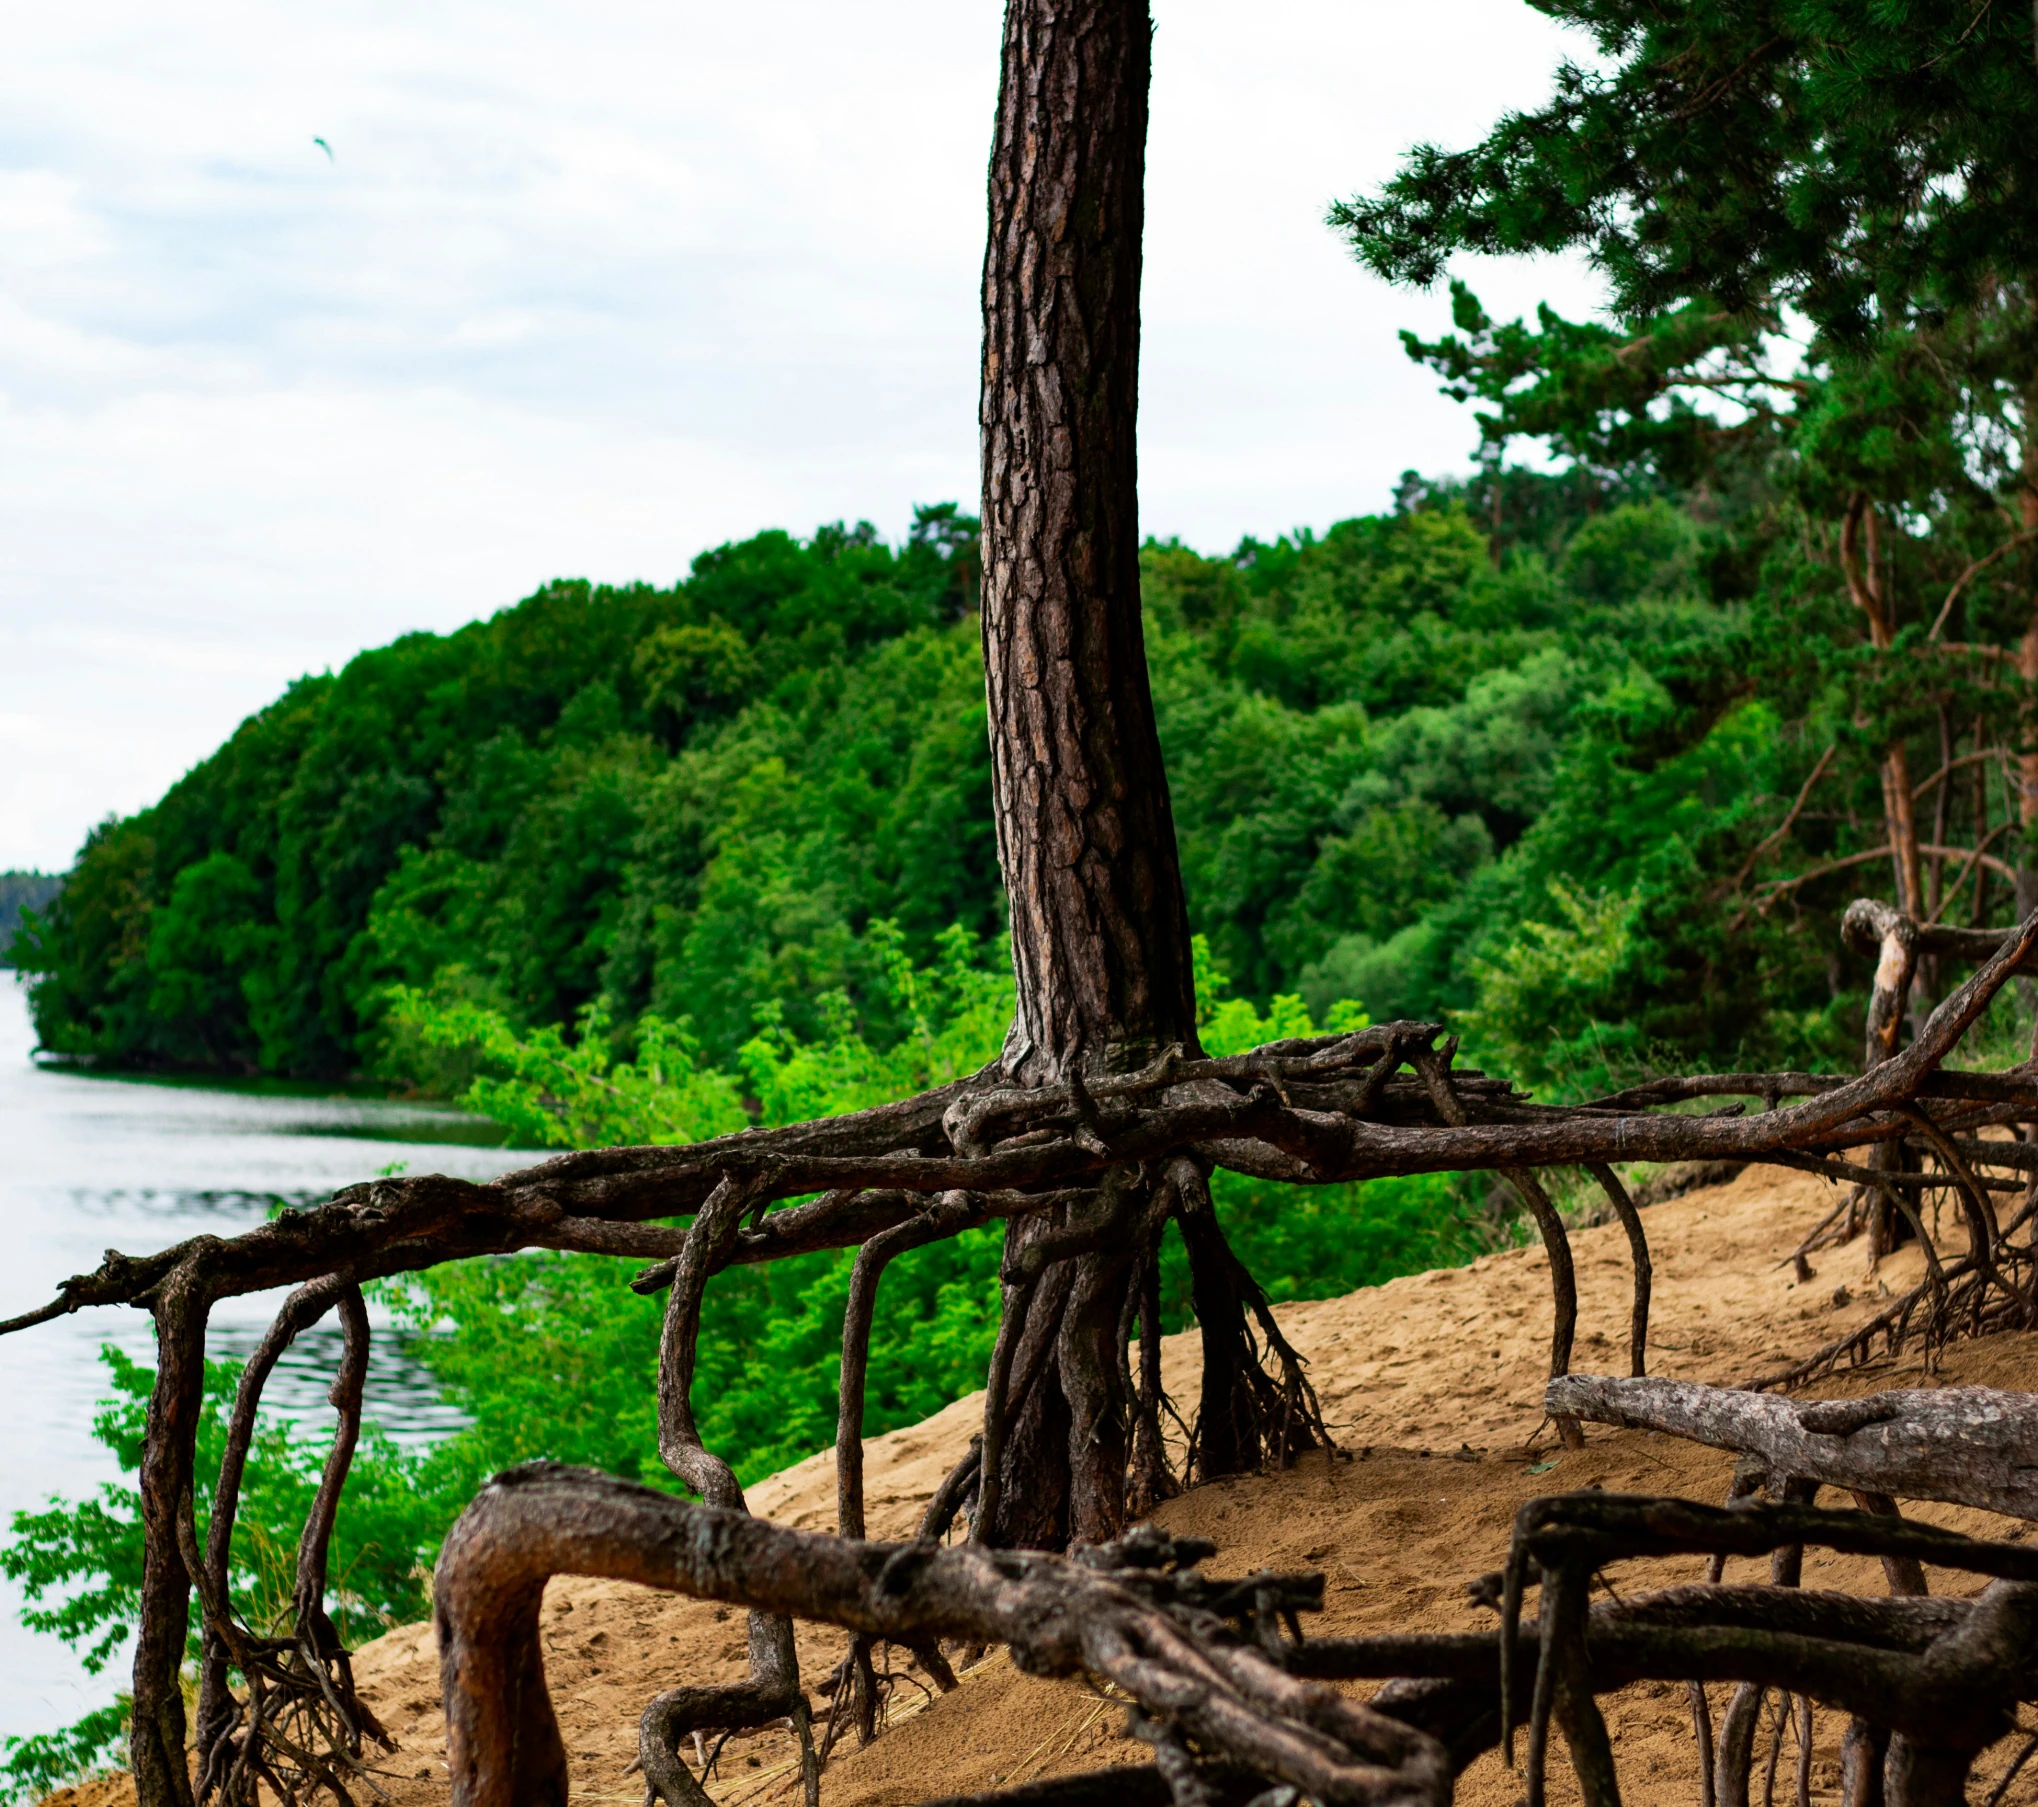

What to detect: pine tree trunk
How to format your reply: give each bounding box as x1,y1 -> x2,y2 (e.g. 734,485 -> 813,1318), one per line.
979,0 -> 1197,1090
973,0 -> 1205,1548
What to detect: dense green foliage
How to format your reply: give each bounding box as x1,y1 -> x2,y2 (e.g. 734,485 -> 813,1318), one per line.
23,510 -> 991,1076
1332,0 -> 2038,1021
1335,0 -> 2038,339
23,479 -> 1891,1098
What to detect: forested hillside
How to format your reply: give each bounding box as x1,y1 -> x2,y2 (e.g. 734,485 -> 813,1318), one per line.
17,453 -> 1999,1100
27,175 -> 2038,1107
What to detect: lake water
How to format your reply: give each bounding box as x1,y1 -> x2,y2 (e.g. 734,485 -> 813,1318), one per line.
0,975 -> 533,1745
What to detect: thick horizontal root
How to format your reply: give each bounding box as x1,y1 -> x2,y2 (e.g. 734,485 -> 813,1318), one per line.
432,1464 -> 1452,1807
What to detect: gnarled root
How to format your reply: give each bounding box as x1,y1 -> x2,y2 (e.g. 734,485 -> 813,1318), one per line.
638,1672 -> 803,1807
1287,1494 -> 2038,1806
186,1282 -> 391,1807
646,1174 -> 820,1807
1173,1159 -> 1330,1482
434,1464 -> 1452,1807
1544,1375 -> 2038,1521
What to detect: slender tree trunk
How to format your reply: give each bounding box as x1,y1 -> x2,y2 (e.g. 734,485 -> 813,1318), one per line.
979,0 -> 1197,1090
973,0 -> 1208,1548
1844,496 -> 1925,920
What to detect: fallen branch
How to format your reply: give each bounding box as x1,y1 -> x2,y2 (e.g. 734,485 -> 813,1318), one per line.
1718,744 -> 1838,905
1544,1376 -> 2038,1520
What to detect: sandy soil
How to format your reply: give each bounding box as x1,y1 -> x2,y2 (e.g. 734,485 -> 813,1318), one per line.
55,1161 -> 2038,1807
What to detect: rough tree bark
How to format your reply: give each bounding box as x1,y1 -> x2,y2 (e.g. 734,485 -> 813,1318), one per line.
979,0 -> 1194,1091
132,1271 -> 212,1807
972,0 -> 1303,1549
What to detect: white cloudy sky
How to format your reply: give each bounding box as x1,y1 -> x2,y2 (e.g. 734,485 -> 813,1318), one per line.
1,0 -> 1604,872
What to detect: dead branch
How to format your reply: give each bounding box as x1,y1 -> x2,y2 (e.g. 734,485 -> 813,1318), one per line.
1719,744 -> 1838,901
431,1465 -> 2038,1807
1927,529 -> 2038,643
1922,822 -> 2013,925
1544,1376 -> 2038,1520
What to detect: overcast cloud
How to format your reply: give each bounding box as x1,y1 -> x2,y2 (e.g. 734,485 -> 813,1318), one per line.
1,0 -> 1604,872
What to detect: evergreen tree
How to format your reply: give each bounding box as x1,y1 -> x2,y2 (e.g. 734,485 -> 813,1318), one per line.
1337,0 -> 2038,951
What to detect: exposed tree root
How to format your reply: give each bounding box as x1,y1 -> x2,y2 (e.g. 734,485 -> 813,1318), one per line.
1546,1375 -> 2038,1519
184,1281 -> 392,1807
644,1172 -> 819,1807
433,1466 -> 2038,1807
1295,1498 -> 2038,1807
433,1466 -> 1452,1807
14,907 -> 2038,1805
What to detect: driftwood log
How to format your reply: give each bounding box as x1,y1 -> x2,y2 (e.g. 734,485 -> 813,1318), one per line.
1547,1375 -> 2038,1520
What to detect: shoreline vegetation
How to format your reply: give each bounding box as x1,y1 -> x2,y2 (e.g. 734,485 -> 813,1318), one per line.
14,483 -> 1941,1109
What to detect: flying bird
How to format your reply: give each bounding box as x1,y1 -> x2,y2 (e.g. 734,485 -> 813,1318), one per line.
312,137 -> 334,160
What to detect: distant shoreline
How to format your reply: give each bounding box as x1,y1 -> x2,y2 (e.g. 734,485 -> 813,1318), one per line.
0,870 -> 60,968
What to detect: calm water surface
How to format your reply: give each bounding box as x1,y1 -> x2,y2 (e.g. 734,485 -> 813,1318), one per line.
0,976 -> 534,1743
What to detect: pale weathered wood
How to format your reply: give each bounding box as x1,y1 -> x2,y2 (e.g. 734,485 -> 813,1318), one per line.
1546,1374 -> 2038,1520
